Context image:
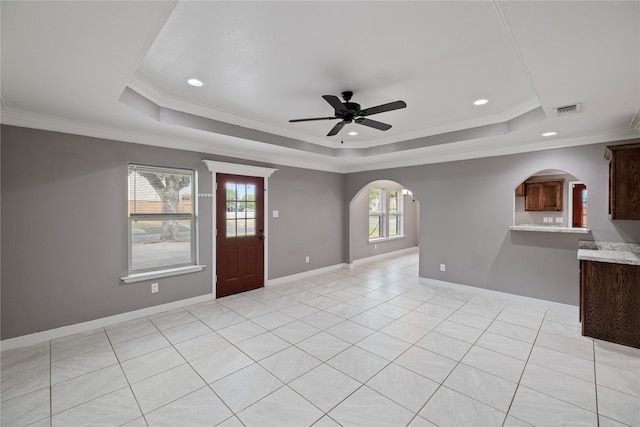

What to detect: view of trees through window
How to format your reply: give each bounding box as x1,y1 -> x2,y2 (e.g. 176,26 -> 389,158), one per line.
226,183 -> 256,237
368,187 -> 402,240
128,164 -> 195,273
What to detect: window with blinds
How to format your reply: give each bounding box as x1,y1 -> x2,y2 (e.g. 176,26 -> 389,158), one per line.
127,164 -> 196,273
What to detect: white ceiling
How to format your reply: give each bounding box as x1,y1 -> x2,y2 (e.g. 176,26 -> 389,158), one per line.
2,1 -> 639,173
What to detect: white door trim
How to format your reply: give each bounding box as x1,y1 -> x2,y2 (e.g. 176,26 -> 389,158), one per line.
202,160 -> 278,298
567,180 -> 584,228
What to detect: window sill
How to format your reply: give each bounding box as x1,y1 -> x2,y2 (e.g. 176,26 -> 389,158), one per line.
369,235 -> 406,244
121,265 -> 206,284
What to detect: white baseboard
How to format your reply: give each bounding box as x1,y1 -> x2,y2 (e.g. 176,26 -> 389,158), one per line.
267,263 -> 350,287
1,294 -> 214,351
419,277 -> 578,312
351,246 -> 419,266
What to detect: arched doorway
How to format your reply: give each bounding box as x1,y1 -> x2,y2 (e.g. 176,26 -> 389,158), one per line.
348,179 -> 420,264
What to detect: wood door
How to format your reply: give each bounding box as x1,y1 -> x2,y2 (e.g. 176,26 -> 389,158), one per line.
572,183 -> 587,227
216,173 -> 265,297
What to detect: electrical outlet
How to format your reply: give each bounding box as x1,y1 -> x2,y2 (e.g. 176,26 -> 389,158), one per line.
556,217 -> 563,223
543,217 -> 548,223
374,244 -> 377,249
305,256 -> 310,263
151,283 -> 158,293
440,264 -> 446,272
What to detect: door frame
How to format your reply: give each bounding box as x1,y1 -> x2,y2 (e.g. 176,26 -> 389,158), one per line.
203,160 -> 278,298
567,180 -> 585,228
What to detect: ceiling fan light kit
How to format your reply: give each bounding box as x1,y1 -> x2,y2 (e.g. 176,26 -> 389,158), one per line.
290,91 -> 407,137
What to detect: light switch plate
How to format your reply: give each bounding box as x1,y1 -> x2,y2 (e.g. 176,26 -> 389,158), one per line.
273,210 -> 279,218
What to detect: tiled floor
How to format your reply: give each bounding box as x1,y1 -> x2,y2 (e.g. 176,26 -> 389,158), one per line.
2,250 -> 639,426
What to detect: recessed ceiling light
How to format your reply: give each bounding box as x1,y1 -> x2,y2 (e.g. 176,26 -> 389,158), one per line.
186,77 -> 204,87
473,99 -> 489,106
542,131 -> 558,137
348,131 -> 358,136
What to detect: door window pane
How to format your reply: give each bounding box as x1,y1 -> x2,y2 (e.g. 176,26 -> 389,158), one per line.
225,182 -> 256,237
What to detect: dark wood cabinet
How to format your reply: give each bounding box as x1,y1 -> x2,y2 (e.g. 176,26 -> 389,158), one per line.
524,180 -> 563,211
606,142 -> 640,220
515,183 -> 525,197
580,260 -> 640,348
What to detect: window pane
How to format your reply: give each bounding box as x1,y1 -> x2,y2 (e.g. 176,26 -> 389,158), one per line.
128,165 -> 192,215
224,182 -> 257,238
369,215 -> 382,239
389,190 -> 398,213
131,219 -> 192,271
246,202 -> 255,218
369,188 -> 382,213
389,215 -> 399,236
226,219 -> 237,238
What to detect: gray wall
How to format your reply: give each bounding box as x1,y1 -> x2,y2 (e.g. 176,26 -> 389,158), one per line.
1,125 -> 344,339
268,166 -> 345,278
349,180 -> 418,262
345,142 -> 640,306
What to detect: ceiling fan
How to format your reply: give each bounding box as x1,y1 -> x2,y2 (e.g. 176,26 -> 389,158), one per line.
289,91 -> 407,137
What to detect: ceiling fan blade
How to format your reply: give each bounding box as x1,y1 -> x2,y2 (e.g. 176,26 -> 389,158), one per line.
355,117 -> 392,131
327,121 -> 346,136
289,117 -> 337,123
358,100 -> 407,116
322,95 -> 347,112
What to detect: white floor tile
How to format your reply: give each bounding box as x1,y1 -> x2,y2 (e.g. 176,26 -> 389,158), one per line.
520,363 -> 596,412
395,346 -> 457,383
236,332 -> 291,361
296,332 -> 350,362
258,346 -> 322,383
597,385 -> 640,427
461,346 -> 526,383
419,386 -> 506,427
4,251 -> 637,426
120,346 -> 186,384
326,346 -> 389,383
52,387 -> 140,427
237,386 -> 323,427
190,345 -> 254,384
210,364 -> 283,413
509,386 -> 597,426
356,332 -> 412,361
329,386 -> 415,427
130,364 -> 205,414
289,364 -> 361,412
174,331 -> 230,361
366,363 -> 439,412
325,320 -> 375,344
145,387 -> 232,427
444,364 -> 517,412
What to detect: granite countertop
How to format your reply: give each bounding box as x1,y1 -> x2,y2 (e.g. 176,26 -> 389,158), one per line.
577,241 -> 640,266
509,224 -> 591,234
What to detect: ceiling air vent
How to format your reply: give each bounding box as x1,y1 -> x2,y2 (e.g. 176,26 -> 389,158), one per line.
554,103 -> 582,116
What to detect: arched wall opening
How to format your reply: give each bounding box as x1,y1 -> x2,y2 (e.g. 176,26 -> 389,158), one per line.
348,179 -> 420,264
512,168 -> 589,230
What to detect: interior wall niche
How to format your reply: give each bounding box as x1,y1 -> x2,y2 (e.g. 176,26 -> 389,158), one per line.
514,169 -> 588,229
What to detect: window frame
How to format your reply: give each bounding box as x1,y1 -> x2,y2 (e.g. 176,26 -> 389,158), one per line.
368,187 -> 404,242
127,163 -> 198,276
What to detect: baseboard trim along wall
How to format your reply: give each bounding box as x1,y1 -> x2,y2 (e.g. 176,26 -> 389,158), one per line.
350,246 -> 419,267
0,294 -> 214,352
419,277 -> 578,312
267,263 -> 351,287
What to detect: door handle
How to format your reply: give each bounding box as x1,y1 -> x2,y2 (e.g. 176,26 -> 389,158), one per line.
259,235 -> 265,241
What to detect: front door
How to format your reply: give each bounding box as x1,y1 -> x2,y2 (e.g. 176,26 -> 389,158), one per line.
216,173 -> 265,297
